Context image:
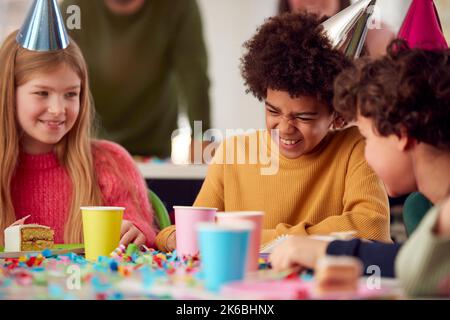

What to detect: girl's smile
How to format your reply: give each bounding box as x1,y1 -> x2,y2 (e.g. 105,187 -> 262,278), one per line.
38,119 -> 66,130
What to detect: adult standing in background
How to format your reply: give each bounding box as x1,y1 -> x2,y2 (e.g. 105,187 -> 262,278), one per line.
61,0 -> 211,158
278,0 -> 395,57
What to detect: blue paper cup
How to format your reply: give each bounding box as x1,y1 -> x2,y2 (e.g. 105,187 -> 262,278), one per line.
197,221 -> 254,292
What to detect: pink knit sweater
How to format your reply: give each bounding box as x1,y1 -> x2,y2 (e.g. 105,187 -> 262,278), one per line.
11,140 -> 157,246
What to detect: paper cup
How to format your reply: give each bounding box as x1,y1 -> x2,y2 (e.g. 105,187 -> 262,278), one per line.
216,211 -> 264,272
173,206 -> 217,257
197,221 -> 254,292
81,206 -> 124,261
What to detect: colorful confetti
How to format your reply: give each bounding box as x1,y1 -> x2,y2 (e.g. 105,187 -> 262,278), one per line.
0,244 -> 352,300
0,244 -> 212,299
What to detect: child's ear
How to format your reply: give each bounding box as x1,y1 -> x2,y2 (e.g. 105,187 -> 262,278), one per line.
397,126 -> 416,151
332,114 -> 347,129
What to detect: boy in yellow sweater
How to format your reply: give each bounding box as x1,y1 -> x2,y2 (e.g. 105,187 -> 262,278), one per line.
193,13 -> 390,244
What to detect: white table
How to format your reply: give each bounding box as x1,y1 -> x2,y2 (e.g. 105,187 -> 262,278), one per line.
136,162 -> 208,180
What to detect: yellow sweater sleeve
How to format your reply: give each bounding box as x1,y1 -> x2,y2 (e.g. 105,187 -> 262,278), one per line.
193,145 -> 225,211
263,139 -> 391,243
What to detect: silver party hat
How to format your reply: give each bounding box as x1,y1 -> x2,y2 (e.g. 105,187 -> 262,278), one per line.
16,0 -> 69,51
321,0 -> 376,58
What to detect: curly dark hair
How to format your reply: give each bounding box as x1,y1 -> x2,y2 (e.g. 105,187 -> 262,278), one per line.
334,39 -> 450,150
240,12 -> 351,110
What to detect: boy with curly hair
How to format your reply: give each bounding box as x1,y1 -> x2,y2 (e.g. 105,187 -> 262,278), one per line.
271,41 -> 450,296
193,12 -> 390,245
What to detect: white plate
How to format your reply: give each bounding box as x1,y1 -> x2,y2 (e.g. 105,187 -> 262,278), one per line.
0,247 -> 84,259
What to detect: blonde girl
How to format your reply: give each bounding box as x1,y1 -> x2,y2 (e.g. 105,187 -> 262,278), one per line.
0,31 -> 157,246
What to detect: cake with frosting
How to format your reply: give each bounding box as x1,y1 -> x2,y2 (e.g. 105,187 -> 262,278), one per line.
4,224 -> 54,252
314,256 -> 362,295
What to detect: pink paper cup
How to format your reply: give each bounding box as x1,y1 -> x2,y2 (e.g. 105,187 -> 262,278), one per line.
216,211 -> 264,272
174,206 -> 217,257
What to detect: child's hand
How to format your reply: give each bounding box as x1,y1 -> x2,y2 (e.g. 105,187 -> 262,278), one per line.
120,220 -> 146,246
269,236 -> 329,272
436,197 -> 450,236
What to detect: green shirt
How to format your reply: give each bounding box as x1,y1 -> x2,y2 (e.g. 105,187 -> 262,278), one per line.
396,204 -> 450,297
403,192 -> 433,236
62,0 -> 211,157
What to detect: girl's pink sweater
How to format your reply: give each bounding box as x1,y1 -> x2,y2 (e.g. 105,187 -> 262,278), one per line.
11,140 -> 157,245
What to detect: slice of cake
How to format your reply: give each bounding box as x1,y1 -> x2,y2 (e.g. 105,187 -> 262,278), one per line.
4,224 -> 54,252
314,256 -> 362,295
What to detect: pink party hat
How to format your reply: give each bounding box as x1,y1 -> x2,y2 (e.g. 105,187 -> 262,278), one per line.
398,0 -> 448,50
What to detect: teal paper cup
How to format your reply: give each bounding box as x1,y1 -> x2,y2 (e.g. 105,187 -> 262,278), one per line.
197,220 -> 254,292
